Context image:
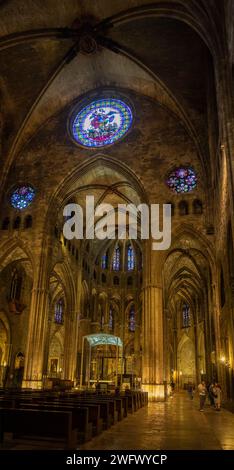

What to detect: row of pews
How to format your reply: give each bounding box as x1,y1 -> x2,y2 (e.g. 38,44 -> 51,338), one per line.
0,388 -> 148,449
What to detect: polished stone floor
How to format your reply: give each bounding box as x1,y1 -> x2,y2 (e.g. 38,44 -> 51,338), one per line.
80,392 -> 234,450
1,392 -> 233,450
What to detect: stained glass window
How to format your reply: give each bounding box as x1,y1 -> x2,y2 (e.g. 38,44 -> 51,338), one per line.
71,98 -> 133,148
55,298 -> 64,324
166,167 -> 197,193
112,245 -> 120,271
129,304 -> 135,332
10,186 -> 35,210
127,244 -> 134,271
109,306 -> 113,331
10,269 -> 22,301
101,252 -> 108,270
182,303 -> 190,328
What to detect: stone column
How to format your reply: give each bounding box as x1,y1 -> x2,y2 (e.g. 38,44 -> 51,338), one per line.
22,258 -> 49,389
103,297 -> 110,334
63,262 -> 81,385
63,311 -> 79,382
194,322 -> 200,385
142,242 -> 164,401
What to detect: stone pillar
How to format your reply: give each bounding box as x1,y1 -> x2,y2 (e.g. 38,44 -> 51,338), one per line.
90,291 -> 99,333
42,314 -> 52,376
194,322 -> 200,385
142,243 -> 164,401
23,273 -> 49,389
133,295 -> 141,377
63,312 -> 79,382
103,297 -> 110,334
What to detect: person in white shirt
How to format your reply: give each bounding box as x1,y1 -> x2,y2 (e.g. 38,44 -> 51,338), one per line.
198,381 -> 207,411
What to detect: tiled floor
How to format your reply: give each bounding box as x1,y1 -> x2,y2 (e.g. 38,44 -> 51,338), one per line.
80,392 -> 234,450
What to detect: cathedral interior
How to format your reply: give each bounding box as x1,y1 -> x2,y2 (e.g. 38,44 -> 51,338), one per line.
0,0 -> 233,451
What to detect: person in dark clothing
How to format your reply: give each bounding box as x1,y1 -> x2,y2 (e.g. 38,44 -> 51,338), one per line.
187,383 -> 194,399
208,383 -> 215,406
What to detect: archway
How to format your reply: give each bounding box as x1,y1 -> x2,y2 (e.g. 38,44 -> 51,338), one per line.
178,335 -> 196,389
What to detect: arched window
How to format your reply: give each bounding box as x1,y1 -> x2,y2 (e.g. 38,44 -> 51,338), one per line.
10,269 -> 22,301
109,306 -> 114,331
193,199 -> 203,215
179,200 -> 189,216
13,216 -> 21,230
182,303 -> 190,328
54,298 -> 64,324
112,245 -> 120,271
2,217 -> 10,230
127,244 -> 134,271
24,215 -> 32,228
101,251 -> 108,269
129,304 -> 135,332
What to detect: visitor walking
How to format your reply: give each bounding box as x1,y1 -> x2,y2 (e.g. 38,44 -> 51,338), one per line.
187,383 -> 194,400
213,382 -> 222,411
198,381 -> 207,411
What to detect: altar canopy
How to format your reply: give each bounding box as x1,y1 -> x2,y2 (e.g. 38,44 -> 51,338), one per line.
84,333 -> 122,348
80,334 -> 123,388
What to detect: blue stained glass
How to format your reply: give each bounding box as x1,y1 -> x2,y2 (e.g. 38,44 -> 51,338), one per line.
101,253 -> 108,270
129,305 -> 135,332
166,167 -> 197,193
127,245 -> 134,271
112,245 -> 120,271
109,306 -> 113,331
183,303 -> 190,328
10,186 -> 35,210
71,98 -> 133,148
55,298 -> 64,324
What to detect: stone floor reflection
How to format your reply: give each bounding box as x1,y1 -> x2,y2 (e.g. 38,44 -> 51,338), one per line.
80,392 -> 234,450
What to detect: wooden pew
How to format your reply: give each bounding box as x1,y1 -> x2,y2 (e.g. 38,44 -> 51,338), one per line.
16,399 -> 102,438
16,402 -> 92,443
0,408 -> 77,449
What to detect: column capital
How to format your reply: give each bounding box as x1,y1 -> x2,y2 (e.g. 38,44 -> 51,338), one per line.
31,288 -> 49,294
142,284 -> 162,290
